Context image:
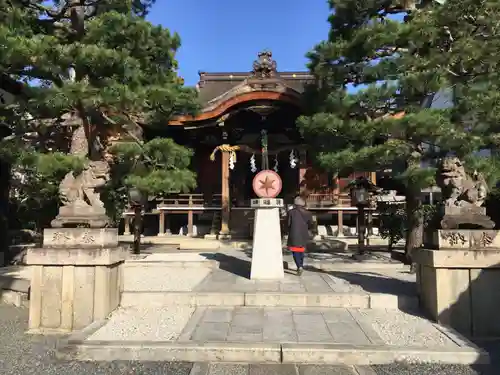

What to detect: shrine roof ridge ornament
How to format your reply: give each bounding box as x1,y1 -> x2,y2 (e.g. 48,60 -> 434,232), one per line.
250,50 -> 278,79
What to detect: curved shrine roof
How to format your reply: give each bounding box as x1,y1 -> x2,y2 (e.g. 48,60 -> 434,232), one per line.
170,51 -> 313,125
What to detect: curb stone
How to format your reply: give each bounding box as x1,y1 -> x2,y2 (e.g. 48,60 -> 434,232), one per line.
58,341 -> 282,363
120,291 -> 418,310
57,340 -> 489,365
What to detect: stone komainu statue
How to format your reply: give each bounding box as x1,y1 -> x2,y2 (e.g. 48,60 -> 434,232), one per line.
435,157 -> 494,229
51,125 -> 110,228
435,157 -> 488,208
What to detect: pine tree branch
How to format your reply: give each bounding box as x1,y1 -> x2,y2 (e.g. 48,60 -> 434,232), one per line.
17,0 -> 72,20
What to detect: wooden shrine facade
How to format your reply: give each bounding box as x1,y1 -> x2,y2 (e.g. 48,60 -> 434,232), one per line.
139,51 -> 376,238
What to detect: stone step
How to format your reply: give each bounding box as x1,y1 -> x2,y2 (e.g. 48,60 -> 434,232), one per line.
120,264 -> 416,310
57,306 -> 489,365
120,291 -> 417,310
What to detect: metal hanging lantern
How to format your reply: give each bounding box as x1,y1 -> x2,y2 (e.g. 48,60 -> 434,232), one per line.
351,186 -> 369,206
128,187 -> 144,206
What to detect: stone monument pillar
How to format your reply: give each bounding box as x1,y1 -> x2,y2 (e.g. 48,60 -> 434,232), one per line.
414,157 -> 500,337
250,169 -> 284,280
250,198 -> 285,280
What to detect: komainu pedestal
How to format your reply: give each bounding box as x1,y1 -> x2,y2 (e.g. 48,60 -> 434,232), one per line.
250,198 -> 284,280
415,157 -> 500,338
26,228 -> 127,333
419,227 -> 500,338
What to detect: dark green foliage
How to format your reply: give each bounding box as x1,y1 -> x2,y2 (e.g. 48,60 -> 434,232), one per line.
9,151 -> 84,231
298,0 -> 500,260
104,138 -> 197,224
378,203 -> 407,252
0,1 -> 199,229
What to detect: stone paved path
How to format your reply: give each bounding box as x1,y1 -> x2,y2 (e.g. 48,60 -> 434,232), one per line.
1,303 -> 498,374
86,305 -> 465,349
192,268 -> 415,295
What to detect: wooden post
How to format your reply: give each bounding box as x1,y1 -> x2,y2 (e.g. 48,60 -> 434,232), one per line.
367,209 -> 373,246
158,211 -> 165,236
187,195 -> 194,237
337,210 -> 344,237
299,149 -> 307,186
220,151 -> 231,238
133,205 -> 142,254
165,213 -> 171,235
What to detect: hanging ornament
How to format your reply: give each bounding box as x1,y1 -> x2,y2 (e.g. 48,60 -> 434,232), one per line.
289,150 -> 298,169
273,155 -> 279,173
250,154 -> 257,173
229,152 -> 235,170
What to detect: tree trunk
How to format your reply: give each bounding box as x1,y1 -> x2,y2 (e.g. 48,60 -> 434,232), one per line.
388,238 -> 394,253
405,190 -> 424,269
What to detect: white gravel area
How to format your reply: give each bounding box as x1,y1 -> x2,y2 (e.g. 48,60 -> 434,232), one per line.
358,309 -> 456,347
87,306 -> 195,341
132,253 -> 216,262
123,267 -> 211,291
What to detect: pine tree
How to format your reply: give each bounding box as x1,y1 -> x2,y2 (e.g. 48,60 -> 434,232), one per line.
298,0 -> 500,264
0,1 -> 199,228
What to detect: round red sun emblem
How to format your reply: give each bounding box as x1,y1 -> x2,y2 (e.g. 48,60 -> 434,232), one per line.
252,170 -> 282,198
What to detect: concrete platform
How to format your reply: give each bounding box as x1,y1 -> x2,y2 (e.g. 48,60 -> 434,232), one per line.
57,306 -> 489,365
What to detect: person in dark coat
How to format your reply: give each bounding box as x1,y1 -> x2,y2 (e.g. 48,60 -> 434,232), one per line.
287,196 -> 312,275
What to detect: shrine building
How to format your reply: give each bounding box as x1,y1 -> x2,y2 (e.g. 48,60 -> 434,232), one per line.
133,51 -> 377,239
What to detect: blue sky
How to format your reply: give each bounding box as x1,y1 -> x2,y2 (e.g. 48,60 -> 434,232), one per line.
147,0 -> 331,86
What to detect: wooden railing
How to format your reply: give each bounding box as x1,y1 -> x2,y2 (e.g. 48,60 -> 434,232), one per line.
155,192 -> 353,209
306,193 -> 351,207
158,194 -> 222,208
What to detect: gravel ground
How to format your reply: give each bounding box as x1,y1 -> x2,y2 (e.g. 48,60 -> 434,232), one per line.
372,363 -> 497,375
1,303 -> 498,375
88,305 -> 195,341
0,304 -> 194,375
358,308 -> 454,347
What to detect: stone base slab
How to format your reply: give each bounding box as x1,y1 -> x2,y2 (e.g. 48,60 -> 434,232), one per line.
43,228 -> 119,249
424,229 -> 500,250
57,340 -> 487,365
120,291 -> 417,310
250,198 -> 284,208
28,260 -> 123,333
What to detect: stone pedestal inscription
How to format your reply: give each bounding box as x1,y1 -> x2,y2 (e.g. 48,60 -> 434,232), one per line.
43,228 -> 118,248
27,228 -> 126,333
424,229 -> 500,250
